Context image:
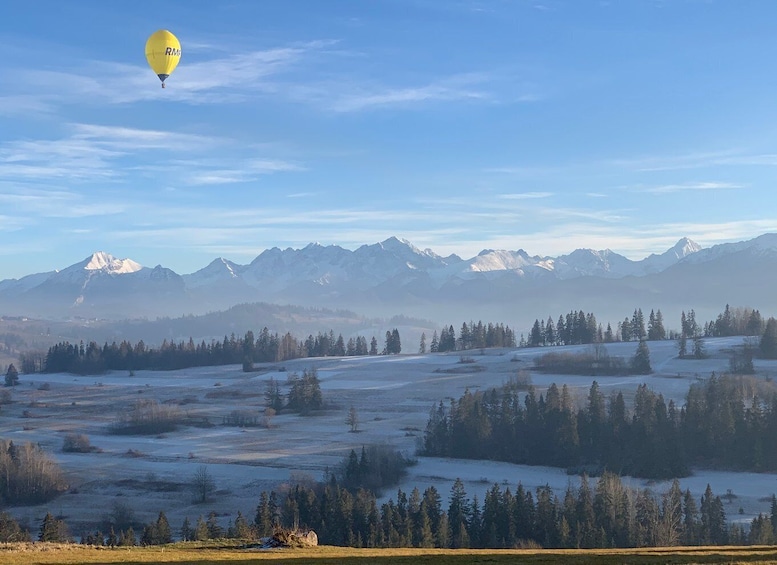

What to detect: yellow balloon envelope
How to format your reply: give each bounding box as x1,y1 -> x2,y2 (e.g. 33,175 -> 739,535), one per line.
145,30 -> 181,88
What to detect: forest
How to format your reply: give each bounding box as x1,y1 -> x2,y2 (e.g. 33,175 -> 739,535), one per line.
31,305 -> 768,376
38,328 -> 383,375
422,373 -> 777,479
18,472 -> 777,549
256,472 -> 742,549
35,320 -> 517,375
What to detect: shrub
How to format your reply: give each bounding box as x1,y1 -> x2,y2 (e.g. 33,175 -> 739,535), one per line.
62,433 -> 92,453
109,399 -> 182,435
534,348 -> 627,376
222,410 -> 259,427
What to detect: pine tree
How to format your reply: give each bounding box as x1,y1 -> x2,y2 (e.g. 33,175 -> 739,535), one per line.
621,318 -> 632,342
749,514 -> 775,545
233,511 -> 252,539
207,511 -> 223,539
119,526 -> 136,546
391,329 -> 401,354
678,333 -> 687,358
194,516 -> 209,540
760,318 -> 777,358
4,364 -> 18,387
632,309 -> 646,341
180,517 -> 192,541
265,378 -> 284,412
530,320 -> 542,347
437,511 -> 451,548
155,511 -> 172,544
39,512 -> 67,542
631,340 -> 652,374
419,333 -> 427,354
655,310 -> 666,340
430,331 -> 439,353
448,478 -> 470,548
693,337 -> 706,359
699,484 -> 727,545
417,503 -> 435,547
255,492 -> 273,536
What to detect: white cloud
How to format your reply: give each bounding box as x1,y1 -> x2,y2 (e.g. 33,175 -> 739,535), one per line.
0,123 -> 301,187
607,149 -> 777,172
3,39 -> 500,113
497,192 -> 554,200
0,184 -> 128,219
71,123 -> 219,151
0,95 -> 57,116
324,73 -> 492,112
637,181 -> 744,194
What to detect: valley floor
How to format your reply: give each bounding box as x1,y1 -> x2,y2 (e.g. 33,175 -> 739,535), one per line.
2,337 -> 776,537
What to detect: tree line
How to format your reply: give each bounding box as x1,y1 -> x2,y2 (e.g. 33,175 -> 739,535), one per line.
421,321 -> 516,354
38,327 -> 397,375
38,318 -> 521,375
2,439 -> 777,548
422,372 -> 777,479
524,305 -> 767,348
25,474 -> 777,549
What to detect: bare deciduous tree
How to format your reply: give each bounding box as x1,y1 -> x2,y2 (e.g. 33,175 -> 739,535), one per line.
346,405 -> 359,433
262,407 -> 276,428
192,465 -> 215,503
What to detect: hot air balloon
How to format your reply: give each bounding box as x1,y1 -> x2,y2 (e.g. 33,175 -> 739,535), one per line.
145,29 -> 181,88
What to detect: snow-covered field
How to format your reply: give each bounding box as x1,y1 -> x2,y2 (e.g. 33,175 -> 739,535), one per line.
4,336 -> 777,535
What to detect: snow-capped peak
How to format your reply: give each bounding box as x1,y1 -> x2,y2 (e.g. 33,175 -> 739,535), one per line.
668,237 -> 702,259
84,252 -> 143,274
467,249 -> 536,272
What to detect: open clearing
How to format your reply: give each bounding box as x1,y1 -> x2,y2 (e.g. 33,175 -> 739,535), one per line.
3,336 -> 777,537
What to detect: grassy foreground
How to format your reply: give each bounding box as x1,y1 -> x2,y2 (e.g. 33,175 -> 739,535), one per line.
3,543 -> 777,565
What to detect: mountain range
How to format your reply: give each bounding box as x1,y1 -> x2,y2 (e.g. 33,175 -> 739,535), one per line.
2,234 -> 777,331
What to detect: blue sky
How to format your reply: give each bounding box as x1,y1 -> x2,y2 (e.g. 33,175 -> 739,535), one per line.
3,0 -> 777,278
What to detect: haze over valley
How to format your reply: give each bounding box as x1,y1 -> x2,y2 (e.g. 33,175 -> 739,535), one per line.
2,232 -> 776,337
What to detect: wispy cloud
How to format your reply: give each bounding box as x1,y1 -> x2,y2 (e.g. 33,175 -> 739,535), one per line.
4,40 -> 501,113
484,165 -> 555,175
0,123 -> 301,187
607,149 -> 777,172
0,184 -> 128,219
71,124 -> 219,151
636,181 -> 745,194
497,191 -> 553,200
0,95 -> 57,116
322,73 -> 492,112
183,158 -> 305,185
